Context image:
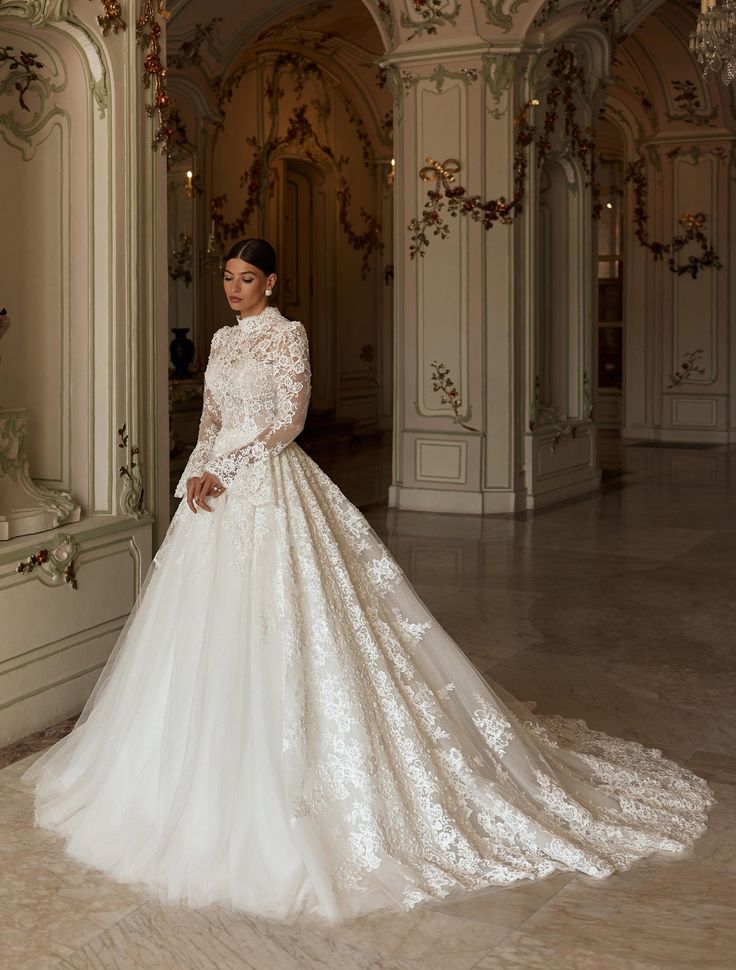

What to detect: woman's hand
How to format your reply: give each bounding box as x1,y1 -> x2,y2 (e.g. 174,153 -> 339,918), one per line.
186,473 -> 226,513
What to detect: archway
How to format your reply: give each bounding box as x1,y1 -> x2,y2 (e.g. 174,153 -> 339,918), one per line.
166,0 -> 394,504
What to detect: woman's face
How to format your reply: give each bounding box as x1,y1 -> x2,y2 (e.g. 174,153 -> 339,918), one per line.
222,258 -> 277,317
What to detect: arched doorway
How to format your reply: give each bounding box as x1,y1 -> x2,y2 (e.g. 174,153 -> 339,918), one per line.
166,0 -> 394,505
278,157 -> 337,415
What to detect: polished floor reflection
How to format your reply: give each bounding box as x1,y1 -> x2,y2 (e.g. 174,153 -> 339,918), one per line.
2,435 -> 735,969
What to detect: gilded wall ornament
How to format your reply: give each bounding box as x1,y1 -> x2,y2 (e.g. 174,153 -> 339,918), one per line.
90,0 -> 126,36
409,92 -> 536,258
625,156 -> 722,278
136,0 -> 176,154
409,48 -> 600,258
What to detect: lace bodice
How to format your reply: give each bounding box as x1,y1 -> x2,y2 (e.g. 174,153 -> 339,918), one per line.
174,306 -> 311,498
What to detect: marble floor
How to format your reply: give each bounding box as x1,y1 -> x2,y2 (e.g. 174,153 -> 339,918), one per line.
2,434 -> 735,969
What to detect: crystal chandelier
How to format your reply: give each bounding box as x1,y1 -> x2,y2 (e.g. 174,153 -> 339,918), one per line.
689,0 -> 736,85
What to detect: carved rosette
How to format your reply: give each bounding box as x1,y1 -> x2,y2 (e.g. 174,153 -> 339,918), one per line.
0,408 -> 81,540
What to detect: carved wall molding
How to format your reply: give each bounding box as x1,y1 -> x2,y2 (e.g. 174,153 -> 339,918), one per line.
371,1 -> 396,43
482,0 -> 530,33
118,423 -> 146,519
0,2 -> 109,116
0,408 -> 81,540
16,531 -> 79,589
398,62 -> 479,95
483,52 -> 515,119
399,0 -> 461,41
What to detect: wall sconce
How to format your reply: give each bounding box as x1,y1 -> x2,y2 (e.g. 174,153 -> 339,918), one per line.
375,157 -> 395,189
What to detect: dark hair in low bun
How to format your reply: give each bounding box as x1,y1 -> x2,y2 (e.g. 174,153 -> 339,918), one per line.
225,238 -> 277,277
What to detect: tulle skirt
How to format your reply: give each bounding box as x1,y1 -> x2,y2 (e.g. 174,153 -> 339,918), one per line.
21,441 -> 714,923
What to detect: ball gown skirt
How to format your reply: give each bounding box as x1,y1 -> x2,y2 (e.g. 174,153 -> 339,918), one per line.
20,440 -> 714,923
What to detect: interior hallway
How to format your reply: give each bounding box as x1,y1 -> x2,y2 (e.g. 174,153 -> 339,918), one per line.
2,435 -> 735,969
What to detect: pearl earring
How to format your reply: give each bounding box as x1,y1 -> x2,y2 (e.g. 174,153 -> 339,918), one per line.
265,288 -> 273,297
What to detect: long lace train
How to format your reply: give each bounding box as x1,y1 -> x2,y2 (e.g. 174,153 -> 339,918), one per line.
21,441 -> 714,922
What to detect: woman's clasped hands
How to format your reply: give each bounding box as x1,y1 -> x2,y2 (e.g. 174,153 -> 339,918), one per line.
186,471 -> 226,513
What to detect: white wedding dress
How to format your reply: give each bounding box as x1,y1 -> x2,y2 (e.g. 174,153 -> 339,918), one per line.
22,305 -> 713,923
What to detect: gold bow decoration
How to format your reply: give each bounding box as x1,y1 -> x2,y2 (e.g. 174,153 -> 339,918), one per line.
419,157 -> 462,184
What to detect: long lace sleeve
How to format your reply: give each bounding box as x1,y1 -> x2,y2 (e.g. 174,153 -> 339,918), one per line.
173,337 -> 224,500
204,321 -> 311,490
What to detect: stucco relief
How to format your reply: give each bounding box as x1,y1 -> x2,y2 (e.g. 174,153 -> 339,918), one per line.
0,2 -> 109,116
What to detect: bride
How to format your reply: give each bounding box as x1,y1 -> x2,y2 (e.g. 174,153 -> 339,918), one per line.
22,238 -> 713,923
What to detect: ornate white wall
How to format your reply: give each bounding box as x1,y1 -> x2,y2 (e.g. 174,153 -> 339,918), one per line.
383,3 -> 606,513
601,1 -> 736,442
0,1 -> 167,744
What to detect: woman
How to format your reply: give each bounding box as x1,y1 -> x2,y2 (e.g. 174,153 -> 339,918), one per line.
22,238 -> 713,923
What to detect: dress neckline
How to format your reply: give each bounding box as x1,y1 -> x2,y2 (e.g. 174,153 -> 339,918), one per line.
236,305 -> 279,330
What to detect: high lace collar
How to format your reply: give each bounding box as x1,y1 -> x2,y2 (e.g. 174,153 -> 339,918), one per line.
236,304 -> 279,330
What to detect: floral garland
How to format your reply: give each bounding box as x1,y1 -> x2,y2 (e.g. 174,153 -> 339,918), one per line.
136,0 -> 176,155
216,52 -> 322,115
212,105 -> 383,278
0,46 -> 45,112
169,16 -> 222,71
667,79 -> 718,127
410,47 -> 599,258
374,1 -> 397,41
17,548 -> 78,590
537,47 -> 599,216
430,361 -> 481,431
212,51 -> 385,277
667,348 -> 706,388
625,157 -> 722,278
581,0 -> 622,24
256,2 -> 335,44
400,0 -> 460,40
